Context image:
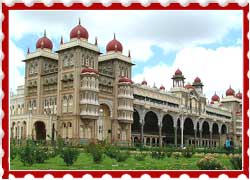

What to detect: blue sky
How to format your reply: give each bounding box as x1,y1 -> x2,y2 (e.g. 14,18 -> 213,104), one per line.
10,10 -> 243,99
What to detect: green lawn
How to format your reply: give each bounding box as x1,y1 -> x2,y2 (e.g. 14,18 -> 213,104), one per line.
10,152 -> 234,170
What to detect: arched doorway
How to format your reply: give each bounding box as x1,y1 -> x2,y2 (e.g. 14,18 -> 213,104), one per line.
34,121 -> 46,140
212,123 -> 219,147
183,118 -> 194,146
144,111 -> 159,146
162,114 -> 174,146
132,110 -> 140,134
221,124 -> 227,134
97,104 -> 111,142
202,121 -> 210,147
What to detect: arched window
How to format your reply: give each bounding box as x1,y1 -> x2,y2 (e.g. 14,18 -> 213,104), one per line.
68,95 -> 73,112
62,96 -> 68,113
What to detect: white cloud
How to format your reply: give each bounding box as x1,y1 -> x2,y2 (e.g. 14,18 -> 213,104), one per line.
10,10 -> 242,62
133,46 -> 243,100
9,41 -> 25,93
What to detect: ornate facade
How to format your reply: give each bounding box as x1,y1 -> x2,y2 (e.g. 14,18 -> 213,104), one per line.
10,20 -> 242,147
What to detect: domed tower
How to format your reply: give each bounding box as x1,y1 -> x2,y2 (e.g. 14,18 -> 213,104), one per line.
23,30 -> 58,140
117,76 -> 134,142
211,92 -> 220,104
98,33 -> 134,144
221,86 -> 242,146
192,76 -> 204,94
56,19 -> 100,141
172,68 -> 185,88
79,66 -> 99,118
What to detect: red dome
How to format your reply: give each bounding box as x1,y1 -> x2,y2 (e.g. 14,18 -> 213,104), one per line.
36,31 -> 53,50
175,68 -> 182,76
184,83 -> 194,89
236,91 -> 242,99
70,20 -> 89,40
119,76 -> 133,84
212,92 -> 220,102
160,85 -> 165,90
226,86 -> 235,96
210,101 -> 214,104
106,34 -> 123,53
142,80 -> 147,85
81,67 -> 98,74
194,77 -> 201,83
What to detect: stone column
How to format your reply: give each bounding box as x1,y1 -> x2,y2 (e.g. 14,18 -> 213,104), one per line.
200,130 -> 202,147
159,125 -> 162,147
174,127 -> 177,147
140,120 -> 144,147
150,137 -> 152,146
181,119 -> 184,148
194,129 -> 197,147
210,131 -> 213,148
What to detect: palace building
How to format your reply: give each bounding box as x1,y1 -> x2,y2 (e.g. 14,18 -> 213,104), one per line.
10,20 -> 243,148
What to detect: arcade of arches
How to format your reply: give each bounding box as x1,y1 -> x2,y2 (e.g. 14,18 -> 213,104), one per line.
131,109 -> 228,147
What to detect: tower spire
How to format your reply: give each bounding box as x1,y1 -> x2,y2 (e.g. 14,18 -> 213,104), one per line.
60,36 -> 63,45
128,50 -> 131,58
44,29 -> 46,37
95,36 -> 98,46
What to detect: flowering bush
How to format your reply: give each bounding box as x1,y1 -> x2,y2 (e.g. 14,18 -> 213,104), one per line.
172,152 -> 182,159
60,147 -> 80,166
196,154 -> 225,170
230,154 -> 242,170
151,149 -> 165,159
19,140 -> 36,166
182,146 -> 194,158
134,152 -> 146,161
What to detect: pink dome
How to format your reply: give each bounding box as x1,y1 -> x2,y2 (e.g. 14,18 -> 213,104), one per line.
106,34 -> 123,53
119,76 -> 133,84
175,68 -> 182,76
70,19 -> 89,40
160,85 -> 165,90
36,30 -> 53,50
142,80 -> 147,85
226,86 -> 235,96
194,77 -> 201,83
212,92 -> 220,102
236,91 -> 242,99
81,67 -> 98,74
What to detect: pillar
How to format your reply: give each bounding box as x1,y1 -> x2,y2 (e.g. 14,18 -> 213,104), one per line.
159,125 -> 162,147
194,129 -> 197,147
181,120 -> 184,148
219,132 -> 221,148
174,127 -> 177,147
150,137 -> 152,146
200,130 -> 202,147
210,131 -> 213,148
140,120 -> 144,147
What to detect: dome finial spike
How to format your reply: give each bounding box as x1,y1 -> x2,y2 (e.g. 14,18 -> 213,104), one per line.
60,35 -> 63,45
27,47 -> 30,54
114,33 -> 116,40
44,29 -> 46,37
79,18 -> 81,25
128,50 -> 131,58
95,36 -> 98,46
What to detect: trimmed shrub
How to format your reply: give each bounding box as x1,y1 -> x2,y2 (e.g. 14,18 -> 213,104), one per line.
60,147 -> 80,166
196,154 -> 225,170
115,151 -> 129,162
104,144 -> 119,159
182,146 -> 194,158
86,143 -> 104,163
10,143 -> 18,161
151,149 -> 165,160
134,152 -> 146,161
34,146 -> 49,163
166,151 -> 172,158
172,152 -> 182,159
230,154 -> 242,170
19,140 -> 36,166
